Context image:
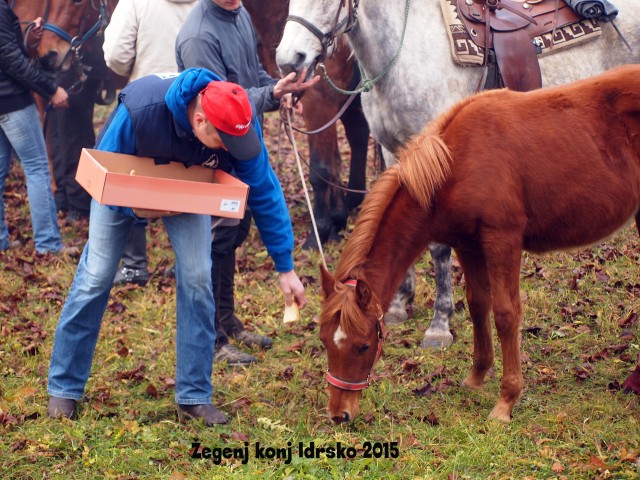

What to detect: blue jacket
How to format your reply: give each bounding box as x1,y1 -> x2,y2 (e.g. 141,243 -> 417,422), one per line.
96,68 -> 294,272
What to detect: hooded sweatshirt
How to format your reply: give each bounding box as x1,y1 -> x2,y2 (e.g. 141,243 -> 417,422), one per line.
103,0 -> 197,81
96,68 -> 294,272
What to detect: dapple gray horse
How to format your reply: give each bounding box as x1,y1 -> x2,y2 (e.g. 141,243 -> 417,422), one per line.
276,0 -> 639,348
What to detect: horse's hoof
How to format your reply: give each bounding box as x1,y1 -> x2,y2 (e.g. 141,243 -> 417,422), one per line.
420,331 -> 454,349
461,377 -> 484,391
488,405 -> 512,423
384,307 -> 408,325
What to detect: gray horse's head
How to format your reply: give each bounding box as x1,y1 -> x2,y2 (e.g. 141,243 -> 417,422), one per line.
276,0 -> 351,78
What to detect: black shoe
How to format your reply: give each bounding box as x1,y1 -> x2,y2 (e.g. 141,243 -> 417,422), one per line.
215,344 -> 257,366
233,330 -> 273,349
176,404 -> 228,426
48,396 -> 77,419
114,267 -> 149,286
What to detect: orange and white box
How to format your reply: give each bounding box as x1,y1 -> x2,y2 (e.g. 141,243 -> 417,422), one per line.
76,148 -> 248,218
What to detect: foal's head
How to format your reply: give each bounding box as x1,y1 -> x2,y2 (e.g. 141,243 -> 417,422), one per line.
319,266 -> 386,424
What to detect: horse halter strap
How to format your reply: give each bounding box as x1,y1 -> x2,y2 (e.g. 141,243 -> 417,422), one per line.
43,0 -> 109,47
286,0 -> 360,65
325,279 -> 388,391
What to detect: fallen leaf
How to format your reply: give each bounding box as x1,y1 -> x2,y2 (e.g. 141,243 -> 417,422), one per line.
231,431 -> 249,442
145,383 -> 159,398
402,359 -> 420,373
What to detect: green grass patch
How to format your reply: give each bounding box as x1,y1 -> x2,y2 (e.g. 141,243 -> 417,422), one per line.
1,112 -> 639,479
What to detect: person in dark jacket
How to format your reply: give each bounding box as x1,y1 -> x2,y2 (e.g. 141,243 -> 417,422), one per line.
47,68 -> 307,426
175,0 -> 319,366
47,34 -> 114,221
0,1 -> 69,253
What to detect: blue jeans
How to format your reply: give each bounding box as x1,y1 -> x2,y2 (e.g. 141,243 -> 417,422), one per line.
48,200 -> 216,405
0,103 -> 62,253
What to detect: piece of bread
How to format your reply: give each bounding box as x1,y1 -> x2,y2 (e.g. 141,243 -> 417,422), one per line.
283,301 -> 300,323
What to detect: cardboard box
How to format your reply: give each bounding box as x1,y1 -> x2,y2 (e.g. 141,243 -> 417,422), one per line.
76,148 -> 248,218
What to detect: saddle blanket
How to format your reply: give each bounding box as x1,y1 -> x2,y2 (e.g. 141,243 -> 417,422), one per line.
440,0 -> 602,67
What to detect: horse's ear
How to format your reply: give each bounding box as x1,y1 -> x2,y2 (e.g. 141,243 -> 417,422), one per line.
354,279 -> 372,311
319,263 -> 336,300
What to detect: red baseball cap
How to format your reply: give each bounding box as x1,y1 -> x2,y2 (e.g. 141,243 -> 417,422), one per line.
200,81 -> 262,160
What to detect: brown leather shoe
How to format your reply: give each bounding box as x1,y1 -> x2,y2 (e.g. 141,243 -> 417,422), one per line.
48,396 -> 77,419
176,404 -> 228,426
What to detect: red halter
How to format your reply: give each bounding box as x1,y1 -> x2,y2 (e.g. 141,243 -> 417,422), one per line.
325,279 -> 388,391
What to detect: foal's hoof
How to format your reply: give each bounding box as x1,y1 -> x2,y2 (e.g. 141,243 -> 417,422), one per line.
461,377 -> 484,391
488,404 -> 512,423
384,306 -> 408,325
420,330 -> 454,349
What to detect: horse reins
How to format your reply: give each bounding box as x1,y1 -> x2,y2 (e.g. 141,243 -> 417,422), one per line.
325,279 -> 388,391
281,107 -> 329,271
287,90 -> 358,136
279,0 -> 373,213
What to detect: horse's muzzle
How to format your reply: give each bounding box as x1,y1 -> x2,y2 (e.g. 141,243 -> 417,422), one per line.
330,411 -> 351,424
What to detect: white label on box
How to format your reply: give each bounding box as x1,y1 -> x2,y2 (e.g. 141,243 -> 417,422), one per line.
220,199 -> 241,213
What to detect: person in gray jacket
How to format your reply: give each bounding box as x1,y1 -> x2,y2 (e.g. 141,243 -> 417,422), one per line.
176,0 -> 318,366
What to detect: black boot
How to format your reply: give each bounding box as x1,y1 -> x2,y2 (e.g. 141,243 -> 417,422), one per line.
114,224 -> 149,286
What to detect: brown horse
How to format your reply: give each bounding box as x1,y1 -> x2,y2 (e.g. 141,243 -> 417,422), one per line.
11,0 -> 125,101
319,64 -> 640,424
11,0 -> 125,201
244,0 -> 371,249
12,0 -> 114,68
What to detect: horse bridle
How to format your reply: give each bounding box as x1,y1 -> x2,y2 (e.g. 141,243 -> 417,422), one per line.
286,0 -> 361,73
45,0 -> 111,95
325,279 -> 388,391
12,0 -> 111,96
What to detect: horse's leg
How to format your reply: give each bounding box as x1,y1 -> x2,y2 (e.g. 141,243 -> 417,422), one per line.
380,146 -> 454,335
341,94 -> 369,212
420,243 -> 455,348
327,138 -> 348,241
484,235 -> 524,422
379,145 -> 412,323
624,214 -> 640,393
302,131 -> 344,249
455,248 -> 493,389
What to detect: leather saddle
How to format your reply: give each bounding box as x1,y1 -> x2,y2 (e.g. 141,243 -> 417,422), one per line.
456,0 -> 582,91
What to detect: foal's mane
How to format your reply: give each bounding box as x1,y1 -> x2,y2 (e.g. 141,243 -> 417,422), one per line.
324,102 -> 464,336
325,170 -> 403,336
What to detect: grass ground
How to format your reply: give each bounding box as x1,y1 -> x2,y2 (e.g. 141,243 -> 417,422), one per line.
1,111 -> 639,479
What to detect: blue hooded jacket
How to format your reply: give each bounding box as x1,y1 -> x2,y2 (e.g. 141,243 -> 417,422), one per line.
96,68 -> 294,272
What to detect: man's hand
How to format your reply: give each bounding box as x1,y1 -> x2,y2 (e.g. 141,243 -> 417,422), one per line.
278,270 -> 307,310
273,67 -> 320,100
132,208 -> 180,219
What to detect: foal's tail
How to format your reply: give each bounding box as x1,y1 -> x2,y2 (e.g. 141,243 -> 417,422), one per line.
396,127 -> 452,211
